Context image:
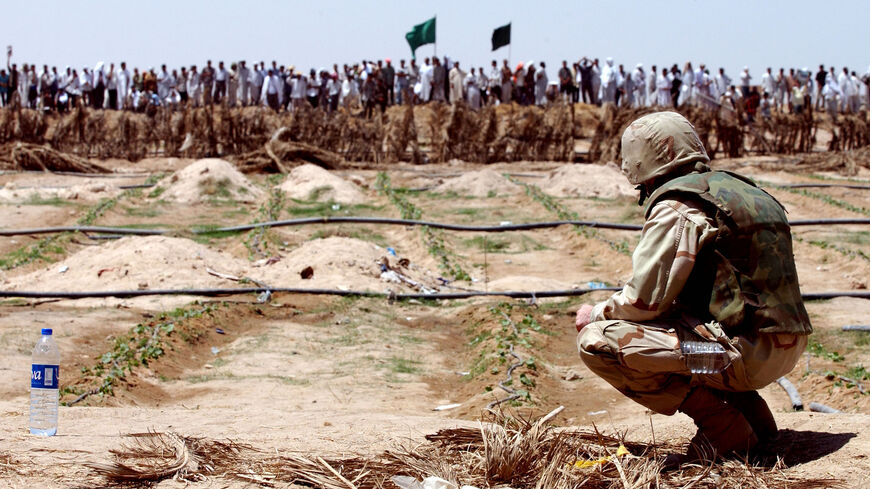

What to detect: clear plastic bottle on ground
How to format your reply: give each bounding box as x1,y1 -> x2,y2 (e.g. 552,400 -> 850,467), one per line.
681,340 -> 728,375
30,328 -> 60,436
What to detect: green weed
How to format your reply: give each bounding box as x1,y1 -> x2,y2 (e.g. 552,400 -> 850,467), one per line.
807,339 -> 845,362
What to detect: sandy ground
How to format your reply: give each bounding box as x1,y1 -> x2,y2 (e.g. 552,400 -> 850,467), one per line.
1,158 -> 869,488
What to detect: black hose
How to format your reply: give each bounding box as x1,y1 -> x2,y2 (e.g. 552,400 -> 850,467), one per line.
780,183 -> 870,190
208,217 -> 647,233
801,291 -> 870,300
1,287 -> 866,301
0,287 -> 621,300
117,183 -> 157,190
788,218 -> 870,226
0,226 -> 167,236
6,216 -> 870,238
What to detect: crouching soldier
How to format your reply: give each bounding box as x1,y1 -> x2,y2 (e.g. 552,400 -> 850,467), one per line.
574,111 -> 812,466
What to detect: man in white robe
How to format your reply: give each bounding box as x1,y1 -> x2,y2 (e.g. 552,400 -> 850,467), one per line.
590,59 -> 601,105
419,58 -> 433,103
535,62 -> 548,105
647,65 -> 657,106
631,64 -> 645,107
823,75 -> 842,121
837,66 -> 857,113
599,57 -> 617,104
738,67 -> 751,98
680,63 -> 694,107
760,67 -> 775,98
715,68 -> 731,101
656,68 -> 671,106
693,64 -> 706,106
188,66 -> 201,107
117,62 -> 131,109
238,61 -> 250,105
465,67 -> 481,109
448,61 -> 465,104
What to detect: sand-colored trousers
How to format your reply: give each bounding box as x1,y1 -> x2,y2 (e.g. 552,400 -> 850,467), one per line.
577,314 -> 807,415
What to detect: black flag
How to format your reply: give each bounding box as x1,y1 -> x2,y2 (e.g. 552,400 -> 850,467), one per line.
491,23 -> 511,51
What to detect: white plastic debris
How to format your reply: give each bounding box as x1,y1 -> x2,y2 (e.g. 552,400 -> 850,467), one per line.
391,476 -> 424,489
58,265 -> 69,274
434,403 -> 462,411
422,477 -> 458,489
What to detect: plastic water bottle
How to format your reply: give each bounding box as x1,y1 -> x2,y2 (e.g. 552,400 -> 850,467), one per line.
30,328 -> 60,436
681,340 -> 728,375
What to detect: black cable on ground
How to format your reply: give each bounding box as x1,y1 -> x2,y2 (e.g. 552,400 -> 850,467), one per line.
801,291 -> 870,300
2,287 -> 868,301
0,226 -> 167,237
787,218 -> 870,226
209,217 -> 647,233
117,183 -> 157,190
0,287 -> 621,300
779,183 -> 870,190
6,216 -> 870,238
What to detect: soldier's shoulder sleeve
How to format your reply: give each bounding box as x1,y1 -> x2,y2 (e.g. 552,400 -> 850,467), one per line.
591,199 -> 716,323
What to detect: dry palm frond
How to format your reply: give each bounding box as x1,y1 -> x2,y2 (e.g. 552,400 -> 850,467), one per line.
0,142 -> 109,173
84,412 -> 844,489
231,125 -> 345,173
87,431 -> 250,483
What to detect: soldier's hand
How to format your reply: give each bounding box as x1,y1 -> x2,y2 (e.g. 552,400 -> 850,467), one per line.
575,304 -> 594,332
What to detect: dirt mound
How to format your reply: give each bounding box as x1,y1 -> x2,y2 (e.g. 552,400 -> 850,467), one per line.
279,164 -> 366,203
3,236 -> 247,303
0,179 -> 121,203
435,168 -> 521,197
157,158 -> 263,203
253,236 -> 436,293
540,163 -> 635,199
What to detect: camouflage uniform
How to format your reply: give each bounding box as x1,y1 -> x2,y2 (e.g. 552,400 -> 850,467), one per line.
578,112 -> 811,416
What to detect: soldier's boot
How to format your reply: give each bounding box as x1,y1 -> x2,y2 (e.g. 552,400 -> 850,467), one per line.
722,390 -> 778,443
665,386 -> 758,468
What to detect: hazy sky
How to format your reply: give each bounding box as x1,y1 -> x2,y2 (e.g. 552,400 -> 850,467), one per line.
4,0 -> 869,78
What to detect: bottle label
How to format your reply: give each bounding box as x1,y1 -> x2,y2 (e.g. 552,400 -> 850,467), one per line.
31,364 -> 60,389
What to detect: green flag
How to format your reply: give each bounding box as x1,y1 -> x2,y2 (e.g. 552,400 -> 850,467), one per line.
405,17 -> 436,57
491,23 -> 510,51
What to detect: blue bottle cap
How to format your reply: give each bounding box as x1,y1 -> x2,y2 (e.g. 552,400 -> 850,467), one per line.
41,328 -> 53,335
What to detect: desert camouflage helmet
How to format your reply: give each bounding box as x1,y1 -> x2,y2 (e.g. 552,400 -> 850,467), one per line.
620,111 -> 709,186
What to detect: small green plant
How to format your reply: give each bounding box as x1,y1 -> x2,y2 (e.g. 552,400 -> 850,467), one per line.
508,176 -> 633,256
781,186 -> 870,217
63,303 -> 216,404
845,364 -> 869,381
24,195 -> 75,206
807,339 -> 845,362
464,236 -> 510,253
805,238 -> 870,264
387,356 -> 422,375
147,186 -> 166,199
242,186 -> 285,259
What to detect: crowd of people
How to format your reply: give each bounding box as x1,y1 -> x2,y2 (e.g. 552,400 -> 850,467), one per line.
554,59 -> 870,123
2,53 -> 869,121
